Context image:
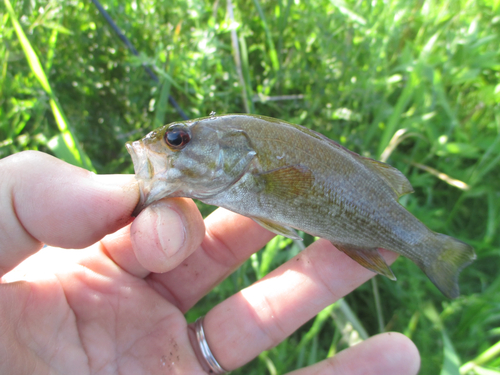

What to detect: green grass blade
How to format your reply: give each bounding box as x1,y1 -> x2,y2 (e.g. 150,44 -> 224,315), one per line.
49,98 -> 94,171
47,132 -> 85,168
251,0 -> 280,71
461,341 -> 500,374
45,28 -> 58,72
227,0 -> 251,113
238,33 -> 255,113
371,277 -> 385,333
4,0 -> 51,93
154,76 -> 172,128
440,331 -> 461,375
334,299 -> 369,341
424,303 -> 462,375
294,303 -> 336,355
469,367 -> 500,375
259,236 -> 287,278
377,71 -> 415,158
330,0 -> 367,25
5,0 -> 94,171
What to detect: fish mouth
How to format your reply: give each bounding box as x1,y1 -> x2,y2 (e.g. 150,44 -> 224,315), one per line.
126,140 -> 178,216
126,140 -> 154,216
126,140 -> 153,180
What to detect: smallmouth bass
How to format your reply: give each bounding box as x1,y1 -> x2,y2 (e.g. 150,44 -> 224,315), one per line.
126,114 -> 476,298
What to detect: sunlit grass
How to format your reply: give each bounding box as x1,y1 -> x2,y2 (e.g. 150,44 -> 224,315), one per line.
1,0 -> 499,373
3,0 -> 94,171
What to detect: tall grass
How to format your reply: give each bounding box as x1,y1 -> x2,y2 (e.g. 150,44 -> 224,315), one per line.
1,0 -> 499,373
3,0 -> 93,170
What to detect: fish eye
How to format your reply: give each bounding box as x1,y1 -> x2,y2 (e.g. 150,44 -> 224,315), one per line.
164,125 -> 191,150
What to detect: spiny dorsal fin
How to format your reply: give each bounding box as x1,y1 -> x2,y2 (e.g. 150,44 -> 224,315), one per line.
275,119 -> 414,199
359,157 -> 414,198
260,117 -> 413,198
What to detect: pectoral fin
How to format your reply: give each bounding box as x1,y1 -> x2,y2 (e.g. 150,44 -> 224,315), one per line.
252,217 -> 302,241
255,164 -> 314,199
334,243 -> 396,280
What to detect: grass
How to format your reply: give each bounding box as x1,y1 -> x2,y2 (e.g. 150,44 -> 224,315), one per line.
1,0 -> 499,373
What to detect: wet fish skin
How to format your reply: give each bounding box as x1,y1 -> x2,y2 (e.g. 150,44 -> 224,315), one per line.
126,114 -> 476,298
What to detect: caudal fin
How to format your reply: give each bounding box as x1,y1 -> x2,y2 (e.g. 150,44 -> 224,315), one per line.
420,233 -> 476,298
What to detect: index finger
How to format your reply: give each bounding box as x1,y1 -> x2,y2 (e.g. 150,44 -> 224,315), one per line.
0,151 -> 139,276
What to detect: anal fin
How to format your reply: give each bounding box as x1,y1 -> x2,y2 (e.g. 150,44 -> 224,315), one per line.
334,243 -> 396,280
252,217 -> 302,241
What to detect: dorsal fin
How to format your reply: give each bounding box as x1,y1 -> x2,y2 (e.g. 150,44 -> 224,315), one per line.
281,120 -> 414,198
254,116 -> 414,199
359,157 -> 414,198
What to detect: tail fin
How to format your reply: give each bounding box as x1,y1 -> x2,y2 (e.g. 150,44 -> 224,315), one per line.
420,233 -> 476,298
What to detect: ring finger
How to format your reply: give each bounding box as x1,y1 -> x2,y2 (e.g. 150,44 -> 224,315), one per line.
200,239 -> 398,370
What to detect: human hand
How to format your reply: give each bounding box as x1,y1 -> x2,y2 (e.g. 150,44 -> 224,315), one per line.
0,151 -> 420,374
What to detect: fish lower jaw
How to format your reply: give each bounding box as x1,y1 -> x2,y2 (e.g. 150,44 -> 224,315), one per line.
133,179 -> 179,215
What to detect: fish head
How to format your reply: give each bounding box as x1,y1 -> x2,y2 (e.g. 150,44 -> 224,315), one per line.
126,116 -> 257,215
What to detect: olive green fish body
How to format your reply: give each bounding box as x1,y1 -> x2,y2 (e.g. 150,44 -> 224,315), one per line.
126,114 -> 476,298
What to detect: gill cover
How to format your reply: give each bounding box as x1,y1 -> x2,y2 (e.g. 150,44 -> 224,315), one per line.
127,119 -> 257,215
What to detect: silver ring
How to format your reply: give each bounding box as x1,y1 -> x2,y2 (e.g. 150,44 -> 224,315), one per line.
193,317 -> 228,374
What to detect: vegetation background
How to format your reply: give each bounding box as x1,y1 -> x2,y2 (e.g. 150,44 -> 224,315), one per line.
1,0 -> 499,373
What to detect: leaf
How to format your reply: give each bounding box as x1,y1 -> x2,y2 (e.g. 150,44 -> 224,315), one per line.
41,21 -> 73,35
4,0 -> 51,93
330,0 -> 367,25
47,132 -> 83,168
440,331 -> 461,375
153,76 -> 172,128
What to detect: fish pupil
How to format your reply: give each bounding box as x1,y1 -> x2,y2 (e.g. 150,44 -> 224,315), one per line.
165,126 -> 190,149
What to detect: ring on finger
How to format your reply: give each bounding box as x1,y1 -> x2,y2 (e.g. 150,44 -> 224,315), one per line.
189,316 -> 228,374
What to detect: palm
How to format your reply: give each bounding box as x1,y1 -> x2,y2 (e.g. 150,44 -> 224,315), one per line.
3,244 -> 201,374
0,152 -> 420,375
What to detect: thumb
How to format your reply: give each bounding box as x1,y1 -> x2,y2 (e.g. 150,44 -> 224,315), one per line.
0,151 -> 139,276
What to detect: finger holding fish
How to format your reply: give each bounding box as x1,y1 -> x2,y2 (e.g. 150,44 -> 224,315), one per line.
130,197 -> 205,274
146,207 -> 276,312
101,203 -> 276,309
100,197 -> 205,278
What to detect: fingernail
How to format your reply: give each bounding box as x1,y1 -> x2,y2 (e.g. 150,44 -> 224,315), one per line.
151,203 -> 186,257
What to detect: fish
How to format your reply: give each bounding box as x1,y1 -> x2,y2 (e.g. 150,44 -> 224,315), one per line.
126,114 -> 476,298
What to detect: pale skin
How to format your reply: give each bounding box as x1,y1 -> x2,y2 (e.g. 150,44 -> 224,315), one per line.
0,151 -> 420,374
